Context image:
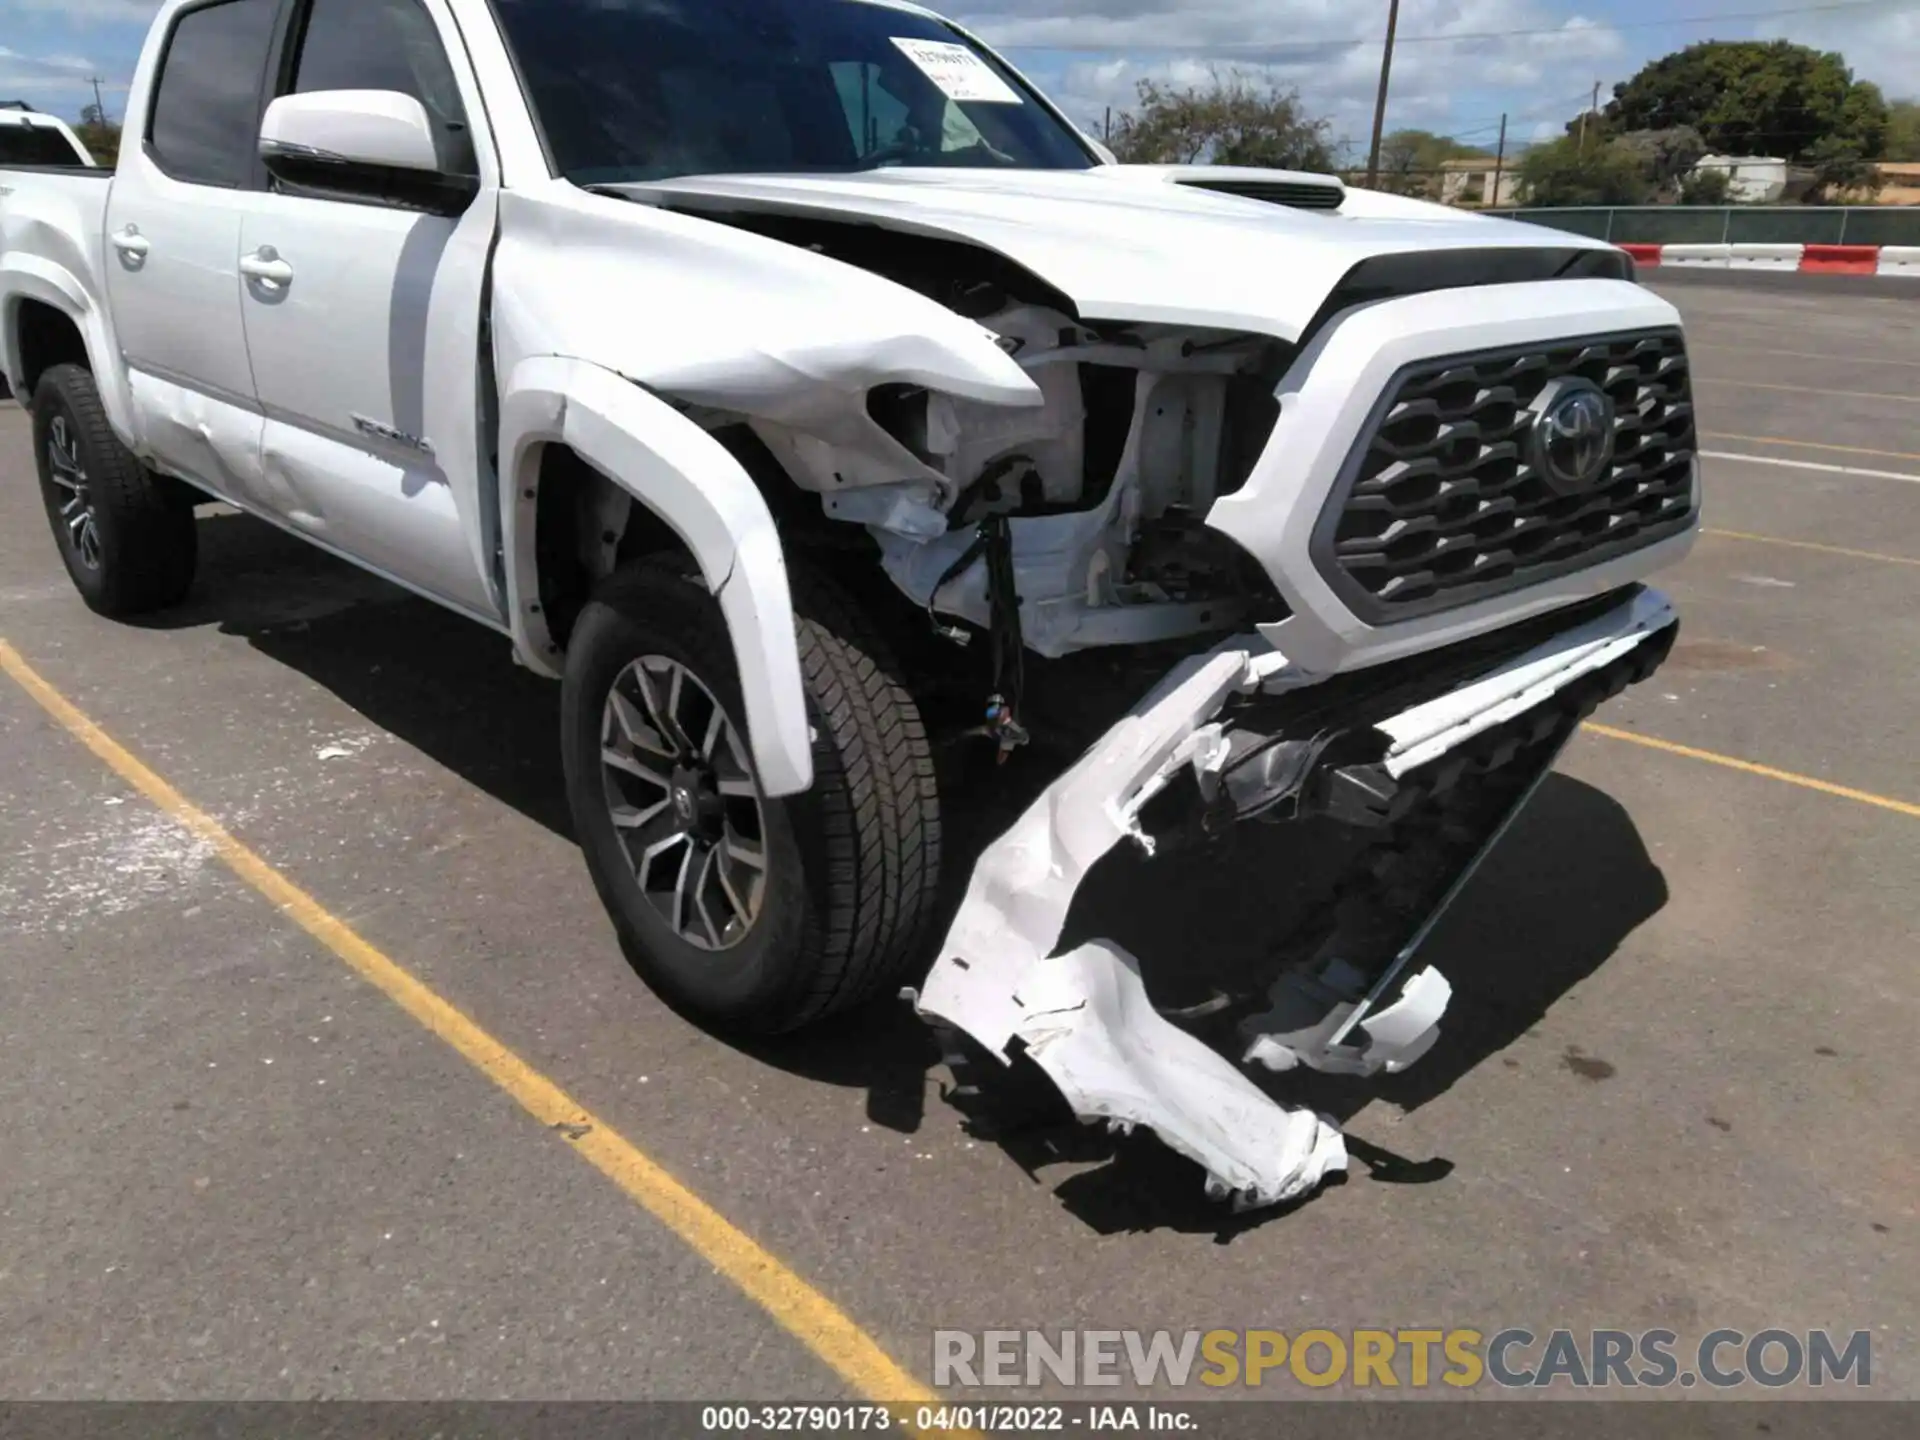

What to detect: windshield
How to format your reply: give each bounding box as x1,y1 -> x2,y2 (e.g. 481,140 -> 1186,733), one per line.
488,0 -> 1096,184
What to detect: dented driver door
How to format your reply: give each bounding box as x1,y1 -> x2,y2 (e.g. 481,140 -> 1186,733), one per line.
236,0 -> 500,620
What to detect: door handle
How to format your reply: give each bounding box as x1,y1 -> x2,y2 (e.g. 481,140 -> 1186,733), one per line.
110,226 -> 150,259
240,247 -> 294,287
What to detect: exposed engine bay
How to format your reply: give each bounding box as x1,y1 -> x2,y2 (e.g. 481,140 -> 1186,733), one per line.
654,209 -> 1294,676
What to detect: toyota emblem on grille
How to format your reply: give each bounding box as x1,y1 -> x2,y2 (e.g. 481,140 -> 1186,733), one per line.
1528,378 -> 1616,493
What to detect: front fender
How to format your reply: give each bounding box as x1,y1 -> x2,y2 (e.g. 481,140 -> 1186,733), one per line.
500,356 -> 814,798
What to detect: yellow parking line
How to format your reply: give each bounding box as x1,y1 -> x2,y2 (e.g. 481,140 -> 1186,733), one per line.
1582,722 -> 1920,820
1704,528 -> 1920,568
0,636 -> 940,1413
1704,433 -> 1920,463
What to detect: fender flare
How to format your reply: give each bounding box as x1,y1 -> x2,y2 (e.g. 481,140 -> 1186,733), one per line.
0,256 -> 137,440
500,355 -> 814,798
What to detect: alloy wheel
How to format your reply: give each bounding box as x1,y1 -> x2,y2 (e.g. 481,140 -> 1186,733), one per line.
47,416 -> 100,570
598,656 -> 768,951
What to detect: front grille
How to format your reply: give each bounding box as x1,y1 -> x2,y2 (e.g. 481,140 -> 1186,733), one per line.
1315,328 -> 1696,620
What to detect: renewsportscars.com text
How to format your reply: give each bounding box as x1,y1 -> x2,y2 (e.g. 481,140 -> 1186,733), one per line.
932,1328 -> 1872,1390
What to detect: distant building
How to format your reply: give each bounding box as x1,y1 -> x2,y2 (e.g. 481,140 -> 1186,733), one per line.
1874,161 -> 1920,206
1438,157 -> 1522,207
1690,155 -> 1816,204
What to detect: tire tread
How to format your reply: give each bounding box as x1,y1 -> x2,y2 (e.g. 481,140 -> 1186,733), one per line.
35,363 -> 195,616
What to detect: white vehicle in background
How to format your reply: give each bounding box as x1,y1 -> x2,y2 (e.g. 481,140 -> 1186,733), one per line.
0,0 -> 1698,1209
0,102 -> 95,398
0,102 -> 97,170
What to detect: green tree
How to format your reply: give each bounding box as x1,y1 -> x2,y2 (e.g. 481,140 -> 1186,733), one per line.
1375,128 -> 1491,197
1609,125 -> 1708,199
1600,40 -> 1887,160
1519,136 -> 1655,206
1888,99 -> 1920,161
1110,68 -> 1334,171
74,103 -> 121,167
1677,166 -> 1733,205
1803,134 -> 1882,200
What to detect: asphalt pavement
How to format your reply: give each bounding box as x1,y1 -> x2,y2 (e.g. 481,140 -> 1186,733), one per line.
0,276 -> 1914,1403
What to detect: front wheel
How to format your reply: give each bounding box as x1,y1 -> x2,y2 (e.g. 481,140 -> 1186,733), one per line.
560,560 -> 942,1034
33,363 -> 196,617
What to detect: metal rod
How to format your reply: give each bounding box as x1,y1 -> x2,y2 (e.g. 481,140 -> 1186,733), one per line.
1325,732 -> 1574,1048
1490,113 -> 1507,208
1578,79 -> 1600,151
1363,0 -> 1400,188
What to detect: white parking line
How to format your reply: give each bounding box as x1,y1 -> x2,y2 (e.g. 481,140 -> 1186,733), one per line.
1693,378 -> 1915,405
1700,451 -> 1920,486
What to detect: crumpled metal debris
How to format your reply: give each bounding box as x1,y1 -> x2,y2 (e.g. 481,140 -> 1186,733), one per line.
1241,960 -> 1453,1078
910,641 -> 1348,1208
913,591 -> 1679,1211
1019,940 -> 1348,1209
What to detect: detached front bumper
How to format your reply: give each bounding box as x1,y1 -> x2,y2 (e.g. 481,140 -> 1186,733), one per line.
911,587 -> 1678,1208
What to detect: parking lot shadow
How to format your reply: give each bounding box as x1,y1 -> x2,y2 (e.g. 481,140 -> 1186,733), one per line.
749,761 -> 1667,1238
156,511 -> 1669,1237
136,511 -> 572,836
1020,774 -> 1671,1237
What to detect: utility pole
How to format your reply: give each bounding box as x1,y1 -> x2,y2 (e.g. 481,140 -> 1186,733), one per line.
1578,79 -> 1600,151
1363,0 -> 1401,188
88,76 -> 108,122
1490,112 -> 1507,207
1103,106 -> 1111,143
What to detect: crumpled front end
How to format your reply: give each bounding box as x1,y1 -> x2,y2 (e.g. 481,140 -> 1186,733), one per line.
912,587 -> 1679,1208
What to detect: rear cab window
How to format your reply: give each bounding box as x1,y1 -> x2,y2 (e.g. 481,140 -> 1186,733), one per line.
0,123 -> 89,167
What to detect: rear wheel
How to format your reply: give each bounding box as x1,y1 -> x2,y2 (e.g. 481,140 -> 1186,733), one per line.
561,559 -> 942,1034
33,363 -> 196,617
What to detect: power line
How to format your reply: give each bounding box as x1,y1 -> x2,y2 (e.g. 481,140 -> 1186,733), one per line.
987,0 -> 1904,55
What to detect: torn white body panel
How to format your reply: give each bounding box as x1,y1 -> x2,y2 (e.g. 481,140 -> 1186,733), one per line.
1022,941 -> 1348,1208
915,589 -> 1679,1206
1242,963 -> 1454,1079
1374,586 -> 1677,775
914,641 -> 1271,1052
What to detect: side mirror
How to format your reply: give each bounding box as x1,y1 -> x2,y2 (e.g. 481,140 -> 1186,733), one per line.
260,89 -> 477,214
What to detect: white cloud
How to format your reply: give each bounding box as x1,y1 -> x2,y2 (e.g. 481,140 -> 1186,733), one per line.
960,0 -> 1919,152
1762,7 -> 1920,101
6,0 -> 164,18
0,46 -> 102,84
956,0 -> 1625,154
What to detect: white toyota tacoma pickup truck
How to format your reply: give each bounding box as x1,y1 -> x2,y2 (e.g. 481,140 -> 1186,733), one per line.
1,0 -> 1698,1207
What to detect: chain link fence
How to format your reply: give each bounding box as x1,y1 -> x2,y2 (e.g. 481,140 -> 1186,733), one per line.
1488,206 -> 1920,247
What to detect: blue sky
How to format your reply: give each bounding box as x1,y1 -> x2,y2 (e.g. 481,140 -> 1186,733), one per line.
2,0 -> 1914,160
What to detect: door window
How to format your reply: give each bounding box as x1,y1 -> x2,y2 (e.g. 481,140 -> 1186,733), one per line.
147,0 -> 281,188
288,0 -> 476,176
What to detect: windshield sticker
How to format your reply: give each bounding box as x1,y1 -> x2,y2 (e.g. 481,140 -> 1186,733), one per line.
889,38 -> 1024,104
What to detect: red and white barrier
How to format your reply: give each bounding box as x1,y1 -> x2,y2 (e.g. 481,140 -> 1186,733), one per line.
1623,242 -> 1914,276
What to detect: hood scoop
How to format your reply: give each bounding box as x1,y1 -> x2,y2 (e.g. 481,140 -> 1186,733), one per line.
1177,177 -> 1345,211
1104,164 -> 1347,212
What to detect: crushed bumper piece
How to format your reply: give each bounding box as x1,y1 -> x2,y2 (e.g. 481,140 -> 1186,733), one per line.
914,590 -> 1679,1210
1019,941 -> 1348,1208
908,642 -> 1346,1206
1241,961 -> 1453,1078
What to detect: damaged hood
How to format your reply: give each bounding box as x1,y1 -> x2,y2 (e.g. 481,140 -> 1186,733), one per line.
622,167 -> 1620,341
